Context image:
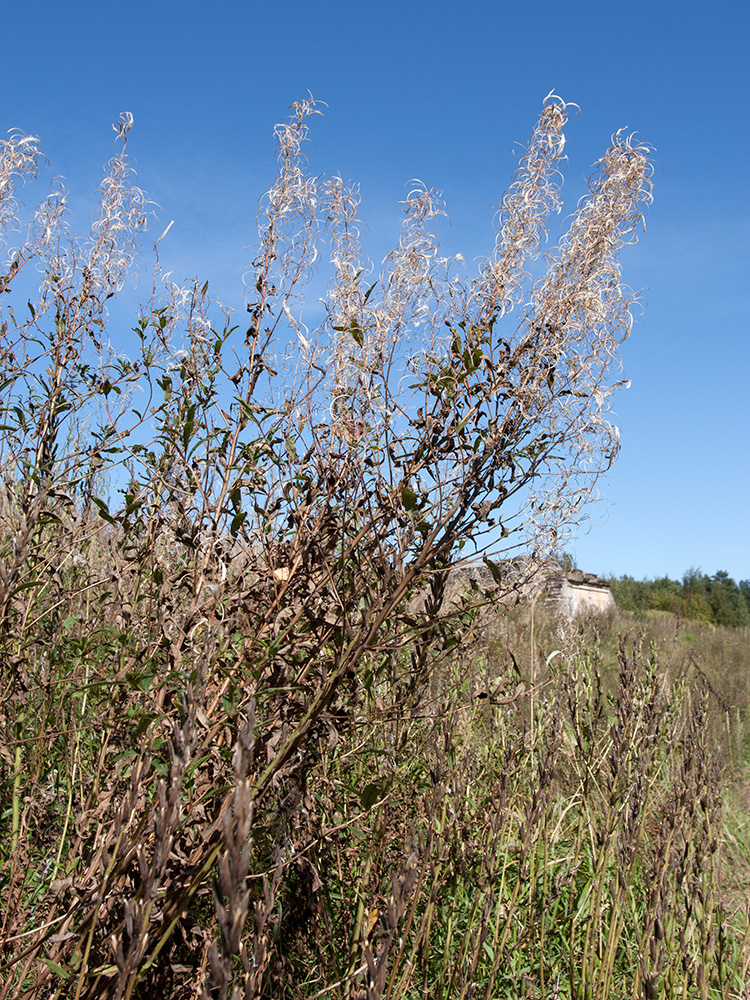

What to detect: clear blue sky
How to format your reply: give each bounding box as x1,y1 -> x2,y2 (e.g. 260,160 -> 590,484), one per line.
4,0 -> 748,582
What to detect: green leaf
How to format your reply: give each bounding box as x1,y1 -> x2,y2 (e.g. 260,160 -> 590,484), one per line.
92,497 -> 117,526
127,671 -> 155,695
359,781 -> 383,811
230,511 -> 247,537
182,403 -> 196,449
223,683 -> 240,716
39,959 -> 70,981
400,486 -> 418,511
89,965 -> 118,978
484,558 -> 504,585
350,320 -> 364,346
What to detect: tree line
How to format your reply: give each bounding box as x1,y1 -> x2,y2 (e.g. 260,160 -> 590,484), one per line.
609,568 -> 750,627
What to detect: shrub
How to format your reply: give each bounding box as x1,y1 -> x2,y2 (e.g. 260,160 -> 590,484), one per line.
13,96 -> 747,1000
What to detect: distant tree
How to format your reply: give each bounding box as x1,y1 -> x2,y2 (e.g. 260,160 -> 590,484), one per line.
609,575 -> 651,613
649,576 -> 685,615
708,571 -> 749,627
610,568 -> 749,627
682,567 -> 713,623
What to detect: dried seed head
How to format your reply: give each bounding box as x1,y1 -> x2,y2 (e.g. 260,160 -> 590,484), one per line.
84,113 -> 149,296
473,93 -> 570,323
254,96 -> 322,294
0,129 -> 45,242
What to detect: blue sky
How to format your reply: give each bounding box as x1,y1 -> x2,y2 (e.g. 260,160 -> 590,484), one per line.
4,0 -> 748,582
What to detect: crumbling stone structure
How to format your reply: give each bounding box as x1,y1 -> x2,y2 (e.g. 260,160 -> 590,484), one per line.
542,567 -> 616,617
444,560 -> 616,618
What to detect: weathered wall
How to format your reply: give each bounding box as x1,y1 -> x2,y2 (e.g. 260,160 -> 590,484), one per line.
557,579 -> 616,617
441,561 -> 616,618
543,568 -> 615,618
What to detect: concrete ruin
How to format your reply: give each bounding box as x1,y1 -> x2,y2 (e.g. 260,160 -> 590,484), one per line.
541,567 -> 616,618
445,560 -> 616,618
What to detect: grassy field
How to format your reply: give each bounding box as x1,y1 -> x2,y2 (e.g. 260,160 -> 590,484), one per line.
2,568 -> 750,998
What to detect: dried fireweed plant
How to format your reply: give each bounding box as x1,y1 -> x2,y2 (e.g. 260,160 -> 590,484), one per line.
1,98 -> 746,998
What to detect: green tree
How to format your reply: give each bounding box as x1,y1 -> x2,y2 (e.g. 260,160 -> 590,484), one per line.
609,575 -> 652,613
708,570 -> 749,627
649,576 -> 685,615
682,567 -> 713,623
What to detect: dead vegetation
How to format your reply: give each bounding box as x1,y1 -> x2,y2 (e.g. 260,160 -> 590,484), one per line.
1,96 -> 747,998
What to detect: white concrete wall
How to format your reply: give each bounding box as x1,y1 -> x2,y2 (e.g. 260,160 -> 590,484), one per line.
559,580 -> 615,617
